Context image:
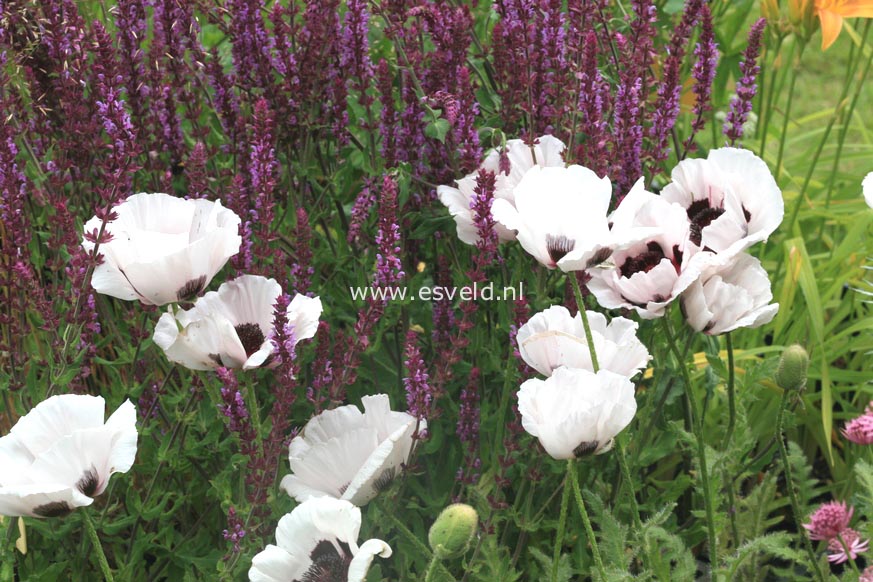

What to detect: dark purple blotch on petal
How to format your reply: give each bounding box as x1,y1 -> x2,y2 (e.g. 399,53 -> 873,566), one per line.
546,234 -> 575,264
76,466 -> 99,497
176,275 -> 207,301
686,198 -> 725,247
573,441 -> 599,458
33,501 -> 73,518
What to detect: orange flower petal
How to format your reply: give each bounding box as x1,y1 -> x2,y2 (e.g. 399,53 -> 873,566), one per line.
819,10 -> 845,50
837,0 -> 873,18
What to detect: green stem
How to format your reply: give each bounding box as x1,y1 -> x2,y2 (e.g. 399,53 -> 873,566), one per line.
724,333 -> 737,448
550,472 -> 571,582
568,460 -> 607,580
569,274 -> 599,372
81,509 -> 115,582
776,390 -> 826,582
382,508 -> 456,582
661,316 -> 718,577
424,553 -> 441,582
615,437 -> 650,571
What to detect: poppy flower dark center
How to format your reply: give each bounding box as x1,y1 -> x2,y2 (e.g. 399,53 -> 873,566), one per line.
620,242 -> 682,278
686,199 -> 725,247
234,323 -> 266,358
546,234 -> 575,264
297,540 -> 353,582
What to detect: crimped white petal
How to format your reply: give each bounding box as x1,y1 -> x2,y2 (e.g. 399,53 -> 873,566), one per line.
288,294 -> 323,343
348,539 -> 393,582
283,428 -> 381,502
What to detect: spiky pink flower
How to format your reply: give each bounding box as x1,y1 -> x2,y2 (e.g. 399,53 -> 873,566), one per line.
860,565 -> 873,582
843,407 -> 873,445
803,501 -> 854,541
827,528 -> 869,564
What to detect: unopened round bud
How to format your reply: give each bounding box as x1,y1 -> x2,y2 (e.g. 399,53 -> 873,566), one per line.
428,504 -> 478,560
775,344 -> 809,392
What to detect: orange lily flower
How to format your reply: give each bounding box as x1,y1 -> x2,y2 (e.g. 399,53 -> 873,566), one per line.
815,0 -> 873,50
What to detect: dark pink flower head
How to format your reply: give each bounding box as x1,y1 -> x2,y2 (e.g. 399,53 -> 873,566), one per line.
804,501 -> 854,540
827,528 -> 869,564
844,410 -> 873,445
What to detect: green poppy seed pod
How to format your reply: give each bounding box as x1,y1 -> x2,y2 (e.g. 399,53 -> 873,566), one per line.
428,504 -> 478,560
775,344 -> 809,392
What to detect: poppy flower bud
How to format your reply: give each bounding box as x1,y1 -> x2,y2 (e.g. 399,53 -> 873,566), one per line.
775,344 -> 809,392
428,504 -> 479,560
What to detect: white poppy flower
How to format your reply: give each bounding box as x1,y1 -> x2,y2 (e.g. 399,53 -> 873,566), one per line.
588,181 -> 714,319
82,192 -> 242,306
280,394 -> 421,506
153,274 -> 322,371
491,164 -> 622,270
438,135 -> 566,245
661,147 -> 783,256
517,367 -> 637,460
517,306 -> 650,378
249,497 -> 392,582
864,172 -> 873,209
681,252 -> 778,335
0,395 -> 137,518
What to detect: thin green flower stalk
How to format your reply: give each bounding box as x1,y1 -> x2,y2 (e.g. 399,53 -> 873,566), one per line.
774,346 -> 826,582
568,460 -> 607,581
661,315 -> 718,576
567,273 -> 647,574
551,471 -> 572,582
82,509 -> 115,582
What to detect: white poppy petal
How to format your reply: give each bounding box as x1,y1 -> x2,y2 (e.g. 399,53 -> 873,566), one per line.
863,172 -> 873,209
348,539 -> 393,582
288,294 -> 324,343
0,483 -> 93,518
8,395 -> 106,459
0,396 -> 137,516
81,193 -> 241,306
283,396 -> 418,506
517,368 -> 637,460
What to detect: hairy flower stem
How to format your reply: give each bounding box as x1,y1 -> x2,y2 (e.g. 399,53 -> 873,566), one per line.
568,460 -> 607,580
775,390 -> 826,582
569,273 -> 649,570
723,332 -> 737,448
550,470 -> 572,582
82,509 -> 115,582
424,554 -> 441,582
720,335 -> 741,558
568,274 -> 599,371
615,437 -> 649,568
661,316 -> 717,576
381,506 -> 456,581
